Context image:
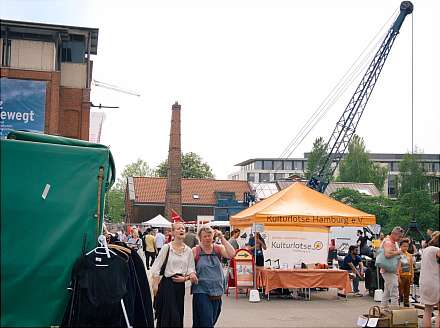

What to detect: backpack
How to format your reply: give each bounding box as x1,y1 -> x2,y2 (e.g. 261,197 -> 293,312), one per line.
194,245 -> 222,264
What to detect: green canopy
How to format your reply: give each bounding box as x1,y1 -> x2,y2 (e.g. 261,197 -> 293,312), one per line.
1,131 -> 116,327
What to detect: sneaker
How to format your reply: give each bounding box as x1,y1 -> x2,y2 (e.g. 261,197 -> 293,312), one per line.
354,292 -> 363,297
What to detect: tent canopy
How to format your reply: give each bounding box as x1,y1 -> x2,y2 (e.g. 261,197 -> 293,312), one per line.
209,221 -> 230,228
230,182 -> 375,228
143,214 -> 171,228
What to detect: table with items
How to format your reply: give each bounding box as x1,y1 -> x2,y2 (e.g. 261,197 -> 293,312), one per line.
256,267 -> 352,300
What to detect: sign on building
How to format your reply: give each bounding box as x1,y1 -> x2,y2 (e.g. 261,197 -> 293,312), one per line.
0,78 -> 46,138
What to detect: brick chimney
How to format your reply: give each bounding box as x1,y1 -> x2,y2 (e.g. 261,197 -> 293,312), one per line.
164,101 -> 182,220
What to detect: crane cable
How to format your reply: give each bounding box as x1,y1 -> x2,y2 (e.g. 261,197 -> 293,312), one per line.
411,12 -> 414,154
279,8 -> 399,159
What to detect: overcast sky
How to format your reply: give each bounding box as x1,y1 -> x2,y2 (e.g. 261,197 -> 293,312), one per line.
2,0 -> 439,179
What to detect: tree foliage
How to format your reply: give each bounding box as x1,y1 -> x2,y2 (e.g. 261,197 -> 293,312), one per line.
304,137 -> 332,181
115,159 -> 155,190
156,152 -> 214,179
106,188 -> 125,223
330,188 -> 439,234
337,135 -> 388,191
330,188 -> 394,228
397,152 -> 428,196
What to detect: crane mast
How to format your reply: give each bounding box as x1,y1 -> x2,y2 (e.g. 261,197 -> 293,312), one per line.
308,1 -> 413,193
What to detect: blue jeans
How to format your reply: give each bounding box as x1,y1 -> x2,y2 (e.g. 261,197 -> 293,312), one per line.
346,270 -> 360,293
192,293 -> 222,328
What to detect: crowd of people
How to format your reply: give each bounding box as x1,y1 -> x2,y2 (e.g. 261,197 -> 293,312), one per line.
106,223 -> 439,328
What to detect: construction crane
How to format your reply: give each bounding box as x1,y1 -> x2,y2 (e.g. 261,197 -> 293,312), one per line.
90,79 -> 141,109
307,1 -> 413,193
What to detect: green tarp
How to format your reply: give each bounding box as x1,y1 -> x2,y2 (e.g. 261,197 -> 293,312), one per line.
1,131 -> 115,327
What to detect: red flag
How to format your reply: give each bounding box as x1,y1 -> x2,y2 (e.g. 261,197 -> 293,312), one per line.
171,209 -> 183,223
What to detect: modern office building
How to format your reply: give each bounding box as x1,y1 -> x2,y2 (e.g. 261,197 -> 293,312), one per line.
229,153 -> 440,198
1,19 -> 99,140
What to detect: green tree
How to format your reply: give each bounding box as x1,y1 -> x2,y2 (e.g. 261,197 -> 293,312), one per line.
330,188 -> 394,228
397,152 -> 428,196
387,191 -> 439,232
337,135 -> 388,191
115,158 -> 155,190
330,188 -> 439,234
106,188 -> 125,223
304,137 -> 332,181
107,159 -> 154,223
156,152 -> 214,179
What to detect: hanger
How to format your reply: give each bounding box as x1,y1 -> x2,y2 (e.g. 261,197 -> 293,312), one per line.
86,234 -> 118,259
109,244 -> 132,254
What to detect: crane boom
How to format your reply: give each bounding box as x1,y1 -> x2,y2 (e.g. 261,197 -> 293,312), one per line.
308,1 -> 413,193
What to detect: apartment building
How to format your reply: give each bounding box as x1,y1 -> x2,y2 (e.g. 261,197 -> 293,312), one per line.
1,19 -> 99,140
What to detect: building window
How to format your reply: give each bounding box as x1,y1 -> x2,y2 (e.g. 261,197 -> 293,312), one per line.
388,175 -> 397,197
61,47 -> 72,62
303,161 -> 308,170
284,161 -> 293,170
294,161 -> 303,170
255,161 -> 263,170
263,160 -> 273,170
259,173 -> 271,182
274,160 -> 283,170
247,173 -> 256,182
274,173 -> 285,180
391,162 -> 399,172
434,162 -> 440,172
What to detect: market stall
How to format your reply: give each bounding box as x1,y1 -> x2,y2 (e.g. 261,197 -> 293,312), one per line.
142,214 -> 172,228
230,182 -> 376,268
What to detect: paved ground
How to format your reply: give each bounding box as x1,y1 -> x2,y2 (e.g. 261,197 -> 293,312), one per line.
183,283 -> 380,328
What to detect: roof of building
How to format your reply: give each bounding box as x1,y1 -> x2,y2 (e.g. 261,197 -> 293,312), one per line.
130,177 -> 251,205
235,157 -> 306,166
0,19 -> 99,54
276,180 -> 381,197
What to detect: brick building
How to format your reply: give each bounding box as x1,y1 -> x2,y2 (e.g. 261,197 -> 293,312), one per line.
125,177 -> 251,224
1,19 -> 98,140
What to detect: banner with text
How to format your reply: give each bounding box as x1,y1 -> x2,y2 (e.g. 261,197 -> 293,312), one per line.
240,226 -> 329,268
0,78 -> 46,138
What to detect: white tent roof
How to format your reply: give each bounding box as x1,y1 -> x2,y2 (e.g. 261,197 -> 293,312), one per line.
209,221 -> 230,228
142,214 -> 172,228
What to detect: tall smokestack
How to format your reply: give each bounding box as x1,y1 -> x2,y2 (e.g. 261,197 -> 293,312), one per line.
164,101 -> 182,220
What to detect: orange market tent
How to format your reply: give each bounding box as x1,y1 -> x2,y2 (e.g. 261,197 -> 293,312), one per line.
230,182 -> 376,228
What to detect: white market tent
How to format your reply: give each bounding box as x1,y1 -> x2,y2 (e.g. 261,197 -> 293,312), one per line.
142,214 -> 172,228
209,221 -> 230,228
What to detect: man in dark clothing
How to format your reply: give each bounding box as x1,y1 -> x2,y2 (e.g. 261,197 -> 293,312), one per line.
357,229 -> 372,256
341,245 -> 364,296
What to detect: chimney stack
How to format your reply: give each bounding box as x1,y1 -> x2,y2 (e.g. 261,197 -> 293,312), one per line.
164,101 -> 182,220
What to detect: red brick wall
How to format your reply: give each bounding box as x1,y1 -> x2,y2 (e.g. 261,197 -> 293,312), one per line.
1,68 -> 90,140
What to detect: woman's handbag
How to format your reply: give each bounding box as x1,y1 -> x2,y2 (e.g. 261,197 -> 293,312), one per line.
375,246 -> 399,273
153,245 -> 170,314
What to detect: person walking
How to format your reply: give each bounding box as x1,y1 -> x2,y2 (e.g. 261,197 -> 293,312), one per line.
155,229 -> 165,255
380,226 -> 403,308
420,231 -> 440,328
228,228 -> 241,250
151,222 -> 198,328
341,245 -> 364,297
183,226 -> 199,248
192,225 -> 235,328
398,238 -> 414,307
144,228 -> 157,270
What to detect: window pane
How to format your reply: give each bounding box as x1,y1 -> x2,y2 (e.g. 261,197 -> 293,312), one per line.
247,173 -> 256,182
294,161 -> 302,170
259,173 -> 271,182
274,161 -> 283,170
284,161 -> 293,170
255,161 -> 263,170
263,160 -> 273,170
274,173 -> 285,180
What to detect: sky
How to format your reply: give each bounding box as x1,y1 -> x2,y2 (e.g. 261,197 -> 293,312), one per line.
2,0 -> 439,179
